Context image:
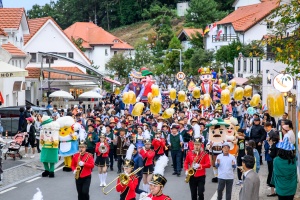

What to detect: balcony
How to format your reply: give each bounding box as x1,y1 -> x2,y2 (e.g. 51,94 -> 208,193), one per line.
212,34 -> 238,42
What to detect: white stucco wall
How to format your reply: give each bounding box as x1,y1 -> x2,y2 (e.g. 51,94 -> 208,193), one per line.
0,77 -> 26,107
234,0 -> 261,10
88,45 -> 111,72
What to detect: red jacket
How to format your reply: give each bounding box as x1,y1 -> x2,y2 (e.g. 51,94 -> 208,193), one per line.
71,152 -> 94,178
116,174 -> 138,200
140,148 -> 155,166
188,141 -> 204,151
95,142 -> 110,157
147,194 -> 172,200
184,150 -> 211,177
152,138 -> 166,155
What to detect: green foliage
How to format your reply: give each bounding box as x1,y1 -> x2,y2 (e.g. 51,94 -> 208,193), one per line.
185,0 -> 227,29
132,40 -> 155,69
188,49 -> 214,75
71,37 -> 85,52
163,36 -> 182,73
189,32 -> 204,49
214,0 -> 235,12
267,0 -> 300,76
105,53 -> 133,79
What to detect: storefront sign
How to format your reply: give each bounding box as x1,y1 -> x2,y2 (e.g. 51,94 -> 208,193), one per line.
273,73 -> 293,92
0,73 -> 14,77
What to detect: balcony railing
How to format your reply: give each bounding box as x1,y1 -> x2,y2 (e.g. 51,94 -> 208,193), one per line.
212,34 -> 238,42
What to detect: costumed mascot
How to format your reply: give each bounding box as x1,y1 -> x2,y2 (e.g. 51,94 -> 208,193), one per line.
40,115 -> 60,178
224,117 -> 239,155
56,116 -> 78,172
123,70 -> 145,103
206,118 -> 229,182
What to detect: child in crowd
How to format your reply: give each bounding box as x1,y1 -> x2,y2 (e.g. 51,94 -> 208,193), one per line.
235,129 -> 246,185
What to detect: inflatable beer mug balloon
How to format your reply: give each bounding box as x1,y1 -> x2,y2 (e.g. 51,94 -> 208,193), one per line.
178,91 -> 186,103
192,87 -> 201,99
169,88 -> 176,101
231,79 -> 237,88
203,94 -> 212,108
221,83 -> 227,90
128,91 -> 136,104
244,85 -> 252,97
147,92 -> 153,104
221,89 -> 230,105
162,108 -> 175,119
150,98 -> 161,115
227,85 -> 234,94
151,84 -> 159,97
249,94 -> 261,107
114,87 -> 120,95
218,79 -> 222,84
132,102 -> 144,117
267,92 -> 284,117
233,87 -> 244,101
122,92 -> 130,104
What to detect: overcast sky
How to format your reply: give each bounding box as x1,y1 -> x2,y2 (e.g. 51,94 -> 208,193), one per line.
2,0 -> 57,11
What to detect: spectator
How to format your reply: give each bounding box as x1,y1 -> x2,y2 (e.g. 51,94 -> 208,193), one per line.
277,112 -> 288,130
18,107 -> 26,131
282,120 -> 295,144
236,129 -> 246,185
249,118 -> 266,165
21,117 -> 36,158
247,140 -> 260,173
46,101 -> 53,109
34,114 -> 42,153
239,155 -> 260,200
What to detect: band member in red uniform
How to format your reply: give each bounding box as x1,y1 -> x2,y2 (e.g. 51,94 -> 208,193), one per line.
139,155 -> 172,200
116,144 -> 139,200
139,132 -> 155,193
71,141 -> 95,200
184,137 -> 211,200
95,134 -> 110,187
152,130 -> 166,161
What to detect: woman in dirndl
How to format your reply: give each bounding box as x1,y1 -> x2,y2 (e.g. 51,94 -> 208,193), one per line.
95,134 -> 110,187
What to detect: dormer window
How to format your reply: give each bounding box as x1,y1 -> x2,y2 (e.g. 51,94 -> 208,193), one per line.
113,39 -> 119,43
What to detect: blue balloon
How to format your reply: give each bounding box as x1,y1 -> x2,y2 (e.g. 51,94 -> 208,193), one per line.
247,107 -> 255,115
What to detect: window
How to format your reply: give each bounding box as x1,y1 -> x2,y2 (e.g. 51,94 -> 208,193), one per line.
267,21 -> 274,29
105,49 -> 108,56
113,39 -> 119,43
68,52 -> 74,58
58,53 -> 67,57
19,60 -> 22,68
114,51 -> 117,55
30,53 -> 37,63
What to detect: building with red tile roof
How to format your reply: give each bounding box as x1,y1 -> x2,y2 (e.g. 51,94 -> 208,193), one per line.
177,28 -> 203,51
1,42 -> 26,57
26,67 -> 85,80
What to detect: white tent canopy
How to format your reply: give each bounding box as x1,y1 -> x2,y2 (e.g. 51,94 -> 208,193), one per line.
49,90 -> 74,99
78,91 -> 102,98
0,61 -> 28,78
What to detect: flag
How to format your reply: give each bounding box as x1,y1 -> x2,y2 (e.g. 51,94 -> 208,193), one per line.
210,23 -> 217,31
216,30 -> 223,40
203,26 -> 210,35
0,0 -> 3,8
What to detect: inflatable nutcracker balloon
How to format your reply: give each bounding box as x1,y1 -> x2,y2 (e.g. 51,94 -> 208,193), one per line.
140,67 -> 154,102
206,118 -> 229,183
198,67 -> 213,97
123,70 -> 145,103
224,117 -> 239,155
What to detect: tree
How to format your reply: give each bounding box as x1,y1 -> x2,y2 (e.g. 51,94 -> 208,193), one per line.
189,32 -> 204,49
188,49 -> 214,75
105,53 -> 133,79
71,37 -> 85,52
267,0 -> 300,76
163,36 -> 182,73
132,40 -> 155,69
214,0 -> 235,12
216,40 -> 244,65
185,0 -> 227,29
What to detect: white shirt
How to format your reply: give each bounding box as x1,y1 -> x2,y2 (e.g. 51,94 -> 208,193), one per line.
26,124 -> 31,133
215,153 -> 237,180
284,130 -> 295,144
244,169 -> 252,178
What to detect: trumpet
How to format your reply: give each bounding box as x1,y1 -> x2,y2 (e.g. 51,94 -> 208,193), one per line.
99,143 -> 107,153
102,167 -> 144,195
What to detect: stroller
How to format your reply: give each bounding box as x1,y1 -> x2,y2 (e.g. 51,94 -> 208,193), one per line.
4,132 -> 25,160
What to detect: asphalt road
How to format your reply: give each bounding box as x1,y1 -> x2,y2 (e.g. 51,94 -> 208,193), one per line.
0,161 -> 219,200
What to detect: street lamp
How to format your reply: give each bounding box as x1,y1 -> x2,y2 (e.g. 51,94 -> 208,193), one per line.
169,49 -> 183,72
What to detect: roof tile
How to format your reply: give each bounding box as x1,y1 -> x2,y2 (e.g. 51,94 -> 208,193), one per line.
1,42 -> 26,56
0,8 -> 25,29
26,67 -> 86,80
182,28 -> 203,39
217,0 -> 279,32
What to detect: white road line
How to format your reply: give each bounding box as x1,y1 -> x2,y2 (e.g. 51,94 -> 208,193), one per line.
26,177 -> 41,183
0,187 -> 17,194
210,191 -> 218,200
54,166 -> 64,172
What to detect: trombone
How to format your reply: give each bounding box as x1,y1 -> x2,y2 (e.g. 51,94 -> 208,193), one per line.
102,167 -> 144,195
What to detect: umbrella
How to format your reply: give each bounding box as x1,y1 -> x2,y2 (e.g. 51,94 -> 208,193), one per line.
49,91 -> 74,99
78,91 -> 102,98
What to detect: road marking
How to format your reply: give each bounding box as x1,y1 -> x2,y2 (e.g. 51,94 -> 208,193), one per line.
26,177 -> 41,183
0,187 -> 17,194
210,191 -> 217,200
54,166 -> 64,172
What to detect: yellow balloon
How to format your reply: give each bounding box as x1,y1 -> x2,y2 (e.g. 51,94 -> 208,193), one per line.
178,91 -> 186,103
122,92 -> 130,104
132,102 -> 144,116
218,79 -> 222,84
128,91 -> 136,104
231,80 -> 237,88
147,92 -> 153,104
221,89 -> 230,105
192,87 -> 201,99
227,85 -> 234,94
244,85 -> 252,97
203,94 -> 212,108
233,87 -> 244,101
114,87 -> 120,95
150,98 -> 161,115
267,92 -> 285,117
249,94 -> 261,107
221,83 -> 227,90
169,88 -> 176,101
151,85 -> 159,97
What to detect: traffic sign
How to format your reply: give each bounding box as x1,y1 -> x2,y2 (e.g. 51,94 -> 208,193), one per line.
176,72 -> 185,80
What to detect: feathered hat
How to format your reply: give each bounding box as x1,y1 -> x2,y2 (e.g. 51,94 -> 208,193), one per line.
193,127 -> 202,144
143,130 -> 152,144
124,144 -> 135,168
150,155 -> 169,186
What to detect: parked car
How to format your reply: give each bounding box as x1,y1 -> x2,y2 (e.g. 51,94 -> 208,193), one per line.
0,106 -> 51,136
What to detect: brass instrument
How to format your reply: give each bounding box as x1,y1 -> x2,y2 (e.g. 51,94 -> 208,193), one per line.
75,152 -> 82,180
99,143 -> 108,153
185,151 -> 207,183
102,167 -> 144,195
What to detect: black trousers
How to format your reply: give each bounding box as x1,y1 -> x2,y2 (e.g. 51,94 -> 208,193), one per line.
109,150 -> 114,168
278,195 -> 294,200
36,139 -> 41,152
267,161 -> 274,187
189,175 -> 206,200
75,175 -> 91,200
117,155 -> 125,171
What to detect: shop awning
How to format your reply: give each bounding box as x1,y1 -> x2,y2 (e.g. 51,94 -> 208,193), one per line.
0,61 -> 28,77
229,77 -> 248,86
104,77 -> 121,85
